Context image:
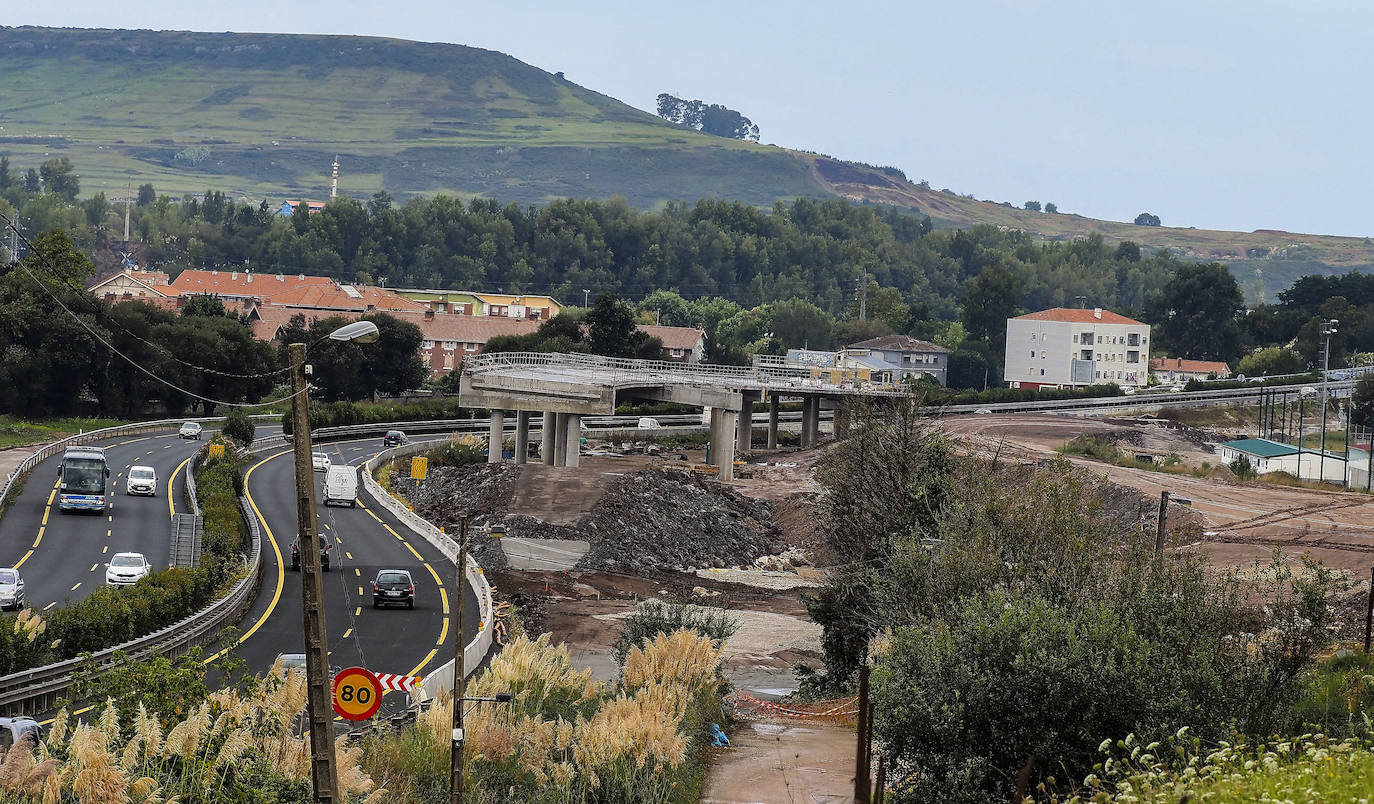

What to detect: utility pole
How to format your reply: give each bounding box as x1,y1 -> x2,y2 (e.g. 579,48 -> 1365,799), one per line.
1364,566 -> 1374,653
854,664 -> 872,804
289,342 -> 341,803
1154,491 -> 1169,556
857,273 -> 868,322
1319,320 -> 1339,484
123,179 -> 132,242
451,517 -> 469,804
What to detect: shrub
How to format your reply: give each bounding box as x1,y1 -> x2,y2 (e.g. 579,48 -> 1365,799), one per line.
221,407 -> 256,446
610,600 -> 739,668
1230,453 -> 1258,479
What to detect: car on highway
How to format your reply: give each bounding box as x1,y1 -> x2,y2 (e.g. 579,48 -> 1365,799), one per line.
312,452 -> 331,472
274,653 -> 308,676
322,465 -> 358,507
372,569 -> 414,609
0,568 -> 24,611
178,421 -> 202,440
126,465 -> 158,496
383,430 -> 408,447
291,535 -> 332,572
973,408 -> 992,415
1300,386 -> 1319,398
105,552 -> 152,586
0,717 -> 42,750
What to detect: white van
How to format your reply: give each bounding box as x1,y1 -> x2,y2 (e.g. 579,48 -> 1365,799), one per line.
637,417 -> 663,431
322,465 -> 358,507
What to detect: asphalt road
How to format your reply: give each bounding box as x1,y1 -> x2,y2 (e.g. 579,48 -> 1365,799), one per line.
223,436 -> 477,718
0,430 -> 204,612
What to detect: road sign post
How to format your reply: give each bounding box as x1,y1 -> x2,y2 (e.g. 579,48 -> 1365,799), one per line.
332,667 -> 384,721
412,456 -> 428,481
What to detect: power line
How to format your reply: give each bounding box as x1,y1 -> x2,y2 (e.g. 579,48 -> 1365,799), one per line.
1,212 -> 290,380
0,222 -> 303,410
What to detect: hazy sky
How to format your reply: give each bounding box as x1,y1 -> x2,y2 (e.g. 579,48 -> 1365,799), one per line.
12,1 -> 1374,236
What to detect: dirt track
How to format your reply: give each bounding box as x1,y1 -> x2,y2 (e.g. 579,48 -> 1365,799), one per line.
942,413 -> 1374,575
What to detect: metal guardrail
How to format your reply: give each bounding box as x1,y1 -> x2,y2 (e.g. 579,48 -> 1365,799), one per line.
360,443 -> 495,700
0,492 -> 263,715
937,380 -> 1356,416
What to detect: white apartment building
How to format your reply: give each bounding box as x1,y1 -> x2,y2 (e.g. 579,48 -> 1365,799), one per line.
1004,307 -> 1151,389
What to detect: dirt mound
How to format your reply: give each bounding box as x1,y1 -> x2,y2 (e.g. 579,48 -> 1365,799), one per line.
1205,463 -> 1239,482
395,464 -> 787,575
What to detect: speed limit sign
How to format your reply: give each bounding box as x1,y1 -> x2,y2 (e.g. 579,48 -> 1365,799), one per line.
332,667 -> 383,721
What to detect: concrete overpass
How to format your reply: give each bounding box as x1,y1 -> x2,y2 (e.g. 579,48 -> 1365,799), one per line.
459,352 -> 907,479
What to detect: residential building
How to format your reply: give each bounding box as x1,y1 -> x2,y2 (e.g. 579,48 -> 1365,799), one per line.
1150,358 -> 1232,384
87,269 -> 173,302
639,325 -> 706,363
390,289 -> 564,320
1004,308 -> 1151,389
843,335 -> 950,386
275,200 -> 327,216
168,269 -> 336,304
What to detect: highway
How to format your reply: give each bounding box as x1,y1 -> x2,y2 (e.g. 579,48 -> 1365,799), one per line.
0,430 -> 201,611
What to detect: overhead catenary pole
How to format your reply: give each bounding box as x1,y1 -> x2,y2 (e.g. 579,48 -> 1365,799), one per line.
1319,320 -> 1338,485
451,517 -> 470,804
1155,491 -> 1170,556
854,664 -> 872,804
289,343 -> 341,803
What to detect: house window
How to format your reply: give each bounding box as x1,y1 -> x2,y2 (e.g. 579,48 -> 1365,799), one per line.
1128,351 -> 1139,363
1097,335 -> 1103,344
1096,371 -> 1101,378
422,340 -> 434,349
1081,349 -> 1093,361
464,344 -> 478,352
1030,351 -> 1036,358
1031,333 -> 1037,341
1028,368 -> 1035,376
1040,368 -> 1046,376
443,353 -> 454,369
443,341 -> 456,350
1072,334 -> 1078,343
1081,331 -> 1093,344
1128,333 -> 1140,347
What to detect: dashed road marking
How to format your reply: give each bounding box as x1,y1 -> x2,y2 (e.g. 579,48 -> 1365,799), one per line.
42,602 -> 55,612
102,546 -> 108,554
357,586 -> 363,596
70,582 -> 80,591
89,564 -> 97,572
354,568 -> 360,577
354,607 -> 361,616
346,551 -> 354,560
342,628 -> 353,639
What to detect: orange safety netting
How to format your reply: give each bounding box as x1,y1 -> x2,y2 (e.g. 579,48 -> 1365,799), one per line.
729,692 -> 860,723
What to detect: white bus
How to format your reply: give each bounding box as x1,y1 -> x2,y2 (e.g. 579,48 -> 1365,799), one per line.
57,447 -> 110,512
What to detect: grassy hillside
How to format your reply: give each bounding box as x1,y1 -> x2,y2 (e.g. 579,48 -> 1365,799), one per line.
1,26 -> 1371,295
0,27 -> 823,208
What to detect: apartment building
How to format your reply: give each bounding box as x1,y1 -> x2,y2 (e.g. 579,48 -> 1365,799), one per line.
1004,307 -> 1151,389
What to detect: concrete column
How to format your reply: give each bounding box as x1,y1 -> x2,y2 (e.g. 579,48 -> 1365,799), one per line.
801,396 -> 819,448
565,413 -> 581,468
833,403 -> 849,440
553,413 -> 568,466
541,412 -> 556,466
767,394 -> 779,449
707,408 -> 721,465
487,410 -> 505,463
737,391 -> 757,452
717,409 -> 737,481
514,411 -> 531,465
808,397 -> 822,444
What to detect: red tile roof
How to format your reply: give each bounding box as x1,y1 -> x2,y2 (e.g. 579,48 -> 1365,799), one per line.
638,325 -> 705,352
1149,358 -> 1231,375
270,284 -> 428,312
170,270 -> 335,300
1015,307 -> 1146,325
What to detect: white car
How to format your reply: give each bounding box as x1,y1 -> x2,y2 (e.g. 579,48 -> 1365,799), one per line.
973,408 -> 993,415
126,465 -> 158,496
312,452 -> 331,472
0,568 -> 24,611
106,552 -> 151,586
178,422 -> 202,440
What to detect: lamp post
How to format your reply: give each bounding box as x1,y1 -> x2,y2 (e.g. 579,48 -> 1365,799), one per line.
452,520 -> 510,804
289,320 -> 380,803
582,288 -> 590,308
1319,319 -> 1339,484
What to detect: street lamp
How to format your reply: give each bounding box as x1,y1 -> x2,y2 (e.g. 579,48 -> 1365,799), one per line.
451,521 -> 511,804
582,288 -> 590,308
288,319 -> 380,803
1319,319 -> 1339,484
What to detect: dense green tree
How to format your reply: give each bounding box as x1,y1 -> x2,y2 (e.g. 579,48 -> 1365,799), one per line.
1148,262 -> 1245,362
587,293 -> 662,358
136,183 -> 157,206
1134,212 -> 1161,226
22,168 -> 40,195
1044,202 -> 1058,213
1023,201 -> 1041,212
960,261 -> 1023,359
1351,375 -> 1374,431
286,312 -> 426,401
1236,346 -> 1303,378
38,157 -> 80,202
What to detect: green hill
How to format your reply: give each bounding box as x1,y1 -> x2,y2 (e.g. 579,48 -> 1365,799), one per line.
1,25 -> 1372,295
0,26 -> 822,208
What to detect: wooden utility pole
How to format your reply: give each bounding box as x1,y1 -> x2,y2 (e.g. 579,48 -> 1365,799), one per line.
289,343 -> 340,803
1364,566 -> 1374,654
854,664 -> 872,804
1154,491 -> 1170,557
873,755 -> 886,804
451,517 -> 469,804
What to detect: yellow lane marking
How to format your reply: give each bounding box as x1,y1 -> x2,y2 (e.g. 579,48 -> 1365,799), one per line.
403,542 -> 422,560
346,551 -> 354,560
440,587 -> 450,615
354,568 -> 360,577
106,529 -> 111,537
89,564 -> 97,572
357,586 -> 363,596
364,509 -> 383,524
41,508 -> 49,526
436,616 -> 448,646
383,524 -> 402,539
102,545 -> 108,554
32,527 -> 43,549
342,628 -> 352,639
322,523 -> 330,531
116,472 -> 123,478
108,515 -> 112,522
117,437 -> 149,446
163,444 -> 173,449
15,550 -> 32,569
424,563 -> 442,586
46,485 -> 56,506
203,450 -> 290,665
408,648 -> 438,678
42,602 -> 55,612
335,536 -> 343,545
354,607 -> 361,616
70,583 -> 80,591
168,456 -> 192,520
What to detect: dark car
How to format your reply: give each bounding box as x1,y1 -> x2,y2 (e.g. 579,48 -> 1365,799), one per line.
290,535 -> 332,572
372,569 -> 414,609
383,430 -> 408,447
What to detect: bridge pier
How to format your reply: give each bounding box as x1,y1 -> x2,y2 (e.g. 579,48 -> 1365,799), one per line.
767,394 -> 779,449
514,411 -> 530,464
564,413 -> 581,468
488,410 -> 505,463
737,391 -> 759,452
553,414 -> 568,466
801,396 -> 821,448
541,412 -> 556,465
710,408 -> 737,481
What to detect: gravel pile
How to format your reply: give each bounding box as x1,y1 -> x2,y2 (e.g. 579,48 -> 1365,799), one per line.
393,465 -> 787,575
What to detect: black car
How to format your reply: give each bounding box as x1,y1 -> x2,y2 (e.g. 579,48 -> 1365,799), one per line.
383,430 -> 408,447
372,569 -> 414,609
290,535 -> 332,572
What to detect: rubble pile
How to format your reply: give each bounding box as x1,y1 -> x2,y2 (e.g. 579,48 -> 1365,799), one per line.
392,463 -> 520,568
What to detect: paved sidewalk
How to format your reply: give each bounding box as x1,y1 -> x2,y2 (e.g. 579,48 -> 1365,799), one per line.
701,717 -> 855,804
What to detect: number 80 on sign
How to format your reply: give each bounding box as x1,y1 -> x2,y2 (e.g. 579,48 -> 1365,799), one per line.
332,667 -> 383,721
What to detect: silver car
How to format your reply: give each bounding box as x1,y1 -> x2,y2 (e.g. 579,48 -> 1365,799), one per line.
0,568 -> 23,611
178,421 -> 202,439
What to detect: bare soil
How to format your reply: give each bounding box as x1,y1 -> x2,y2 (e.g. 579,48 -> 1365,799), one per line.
700,718 -> 856,804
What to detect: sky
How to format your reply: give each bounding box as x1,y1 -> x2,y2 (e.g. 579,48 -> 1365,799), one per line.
12,1 -> 1374,237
